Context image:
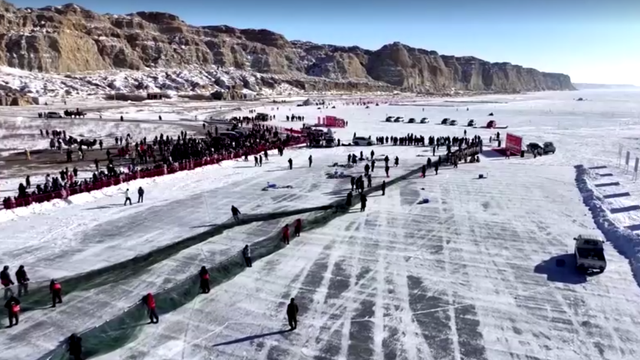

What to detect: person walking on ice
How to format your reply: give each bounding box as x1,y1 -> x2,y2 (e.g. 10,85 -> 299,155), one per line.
288,158 -> 293,170
142,293 -> 159,324
308,155 -> 313,167
124,188 -> 132,206
231,205 -> 241,223
287,298 -> 299,330
50,279 -> 63,307
1,265 -> 14,300
243,245 -> 252,267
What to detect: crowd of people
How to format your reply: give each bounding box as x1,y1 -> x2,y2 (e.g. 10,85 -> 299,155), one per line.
3,122 -> 301,209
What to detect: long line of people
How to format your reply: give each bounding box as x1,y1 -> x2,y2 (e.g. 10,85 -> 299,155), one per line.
4,124 -> 302,208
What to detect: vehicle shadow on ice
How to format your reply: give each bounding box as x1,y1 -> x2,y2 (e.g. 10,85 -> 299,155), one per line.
534,254 -> 588,284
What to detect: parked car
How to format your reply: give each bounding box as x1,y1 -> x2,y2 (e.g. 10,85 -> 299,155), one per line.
46,111 -> 63,118
543,142 -> 556,154
467,119 -> 476,127
449,119 -> 458,126
407,118 -> 416,123
441,118 -> 450,125
394,117 -> 404,123
420,117 -> 429,124
352,136 -> 373,146
385,116 -> 393,122
574,235 -> 606,273
526,142 -> 543,156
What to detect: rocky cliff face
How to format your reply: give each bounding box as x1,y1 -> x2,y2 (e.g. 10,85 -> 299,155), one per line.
0,1 -> 575,93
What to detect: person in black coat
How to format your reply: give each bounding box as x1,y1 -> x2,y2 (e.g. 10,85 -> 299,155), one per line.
231,206 -> 241,222
4,295 -> 20,327
199,266 -> 210,294
360,193 -> 367,212
345,191 -> 353,208
15,265 -> 29,297
286,298 -> 299,330
137,187 -> 144,203
1,265 -> 14,299
68,333 -> 83,360
381,180 -> 386,196
288,158 -> 293,170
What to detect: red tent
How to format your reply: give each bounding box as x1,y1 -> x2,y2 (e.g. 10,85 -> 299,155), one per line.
486,120 -> 496,128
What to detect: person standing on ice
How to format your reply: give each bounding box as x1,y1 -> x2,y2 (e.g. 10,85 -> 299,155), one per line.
254,156 -> 259,167
346,191 -> 353,209
385,164 -> 390,178
15,265 -> 29,297
123,189 -> 132,206
142,293 -> 159,324
371,159 -> 376,172
381,180 -> 386,196
364,163 -> 370,176
434,162 -> 439,175
288,158 -> 293,170
287,298 -> 299,331
360,193 -> 367,212
367,174 -> 372,188
350,176 -> 355,191
282,225 -> 290,245
421,164 -> 426,178
264,149 -> 268,161
50,279 -> 63,307
137,187 -> 145,203
1,265 -> 14,300
243,245 -> 252,267
199,266 -> 210,294
308,155 -> 313,168
68,334 -> 83,360
4,295 -> 20,327
231,206 -> 242,223
370,150 -> 375,159
294,219 -> 302,237
394,156 -> 399,167
384,155 -> 390,166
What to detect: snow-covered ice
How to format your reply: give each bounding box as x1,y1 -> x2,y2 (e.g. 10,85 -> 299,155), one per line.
1,89 -> 640,359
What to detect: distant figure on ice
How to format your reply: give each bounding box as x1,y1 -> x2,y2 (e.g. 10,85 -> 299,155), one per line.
381,180 -> 386,196
137,187 -> 145,203
199,266 -> 210,294
385,165 -> 390,178
360,193 -> 367,212
394,156 -> 399,167
350,176 -> 355,191
294,219 -> 302,237
287,298 -> 299,331
142,293 -> 159,324
282,225 -> 290,245
346,191 -> 353,208
243,245 -> 252,267
68,333 -> 83,360
1,265 -> 14,299
288,158 -> 293,170
308,155 -> 313,167
231,206 -> 242,223
4,295 -> 20,327
50,279 -> 63,307
124,189 -> 132,206
16,265 -> 29,297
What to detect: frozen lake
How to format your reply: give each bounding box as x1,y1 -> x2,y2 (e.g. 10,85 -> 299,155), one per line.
1,89 -> 640,360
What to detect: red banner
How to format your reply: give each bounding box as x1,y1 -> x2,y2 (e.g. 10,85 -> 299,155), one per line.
505,133 -> 522,155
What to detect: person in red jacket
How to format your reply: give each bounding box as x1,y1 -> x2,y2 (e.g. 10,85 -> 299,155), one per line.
142,293 -> 159,324
50,279 -> 63,308
199,266 -> 210,294
282,225 -> 290,245
294,219 -> 302,237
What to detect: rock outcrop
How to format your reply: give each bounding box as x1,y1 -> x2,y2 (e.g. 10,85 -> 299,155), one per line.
0,2 -> 575,93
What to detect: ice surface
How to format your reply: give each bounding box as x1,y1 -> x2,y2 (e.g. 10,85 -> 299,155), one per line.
1,90 -> 640,359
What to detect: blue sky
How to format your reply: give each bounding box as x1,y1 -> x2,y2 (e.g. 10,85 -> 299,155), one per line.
12,0 -> 640,85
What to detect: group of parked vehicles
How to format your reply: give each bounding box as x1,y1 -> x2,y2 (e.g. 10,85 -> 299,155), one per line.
385,116 -> 429,124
